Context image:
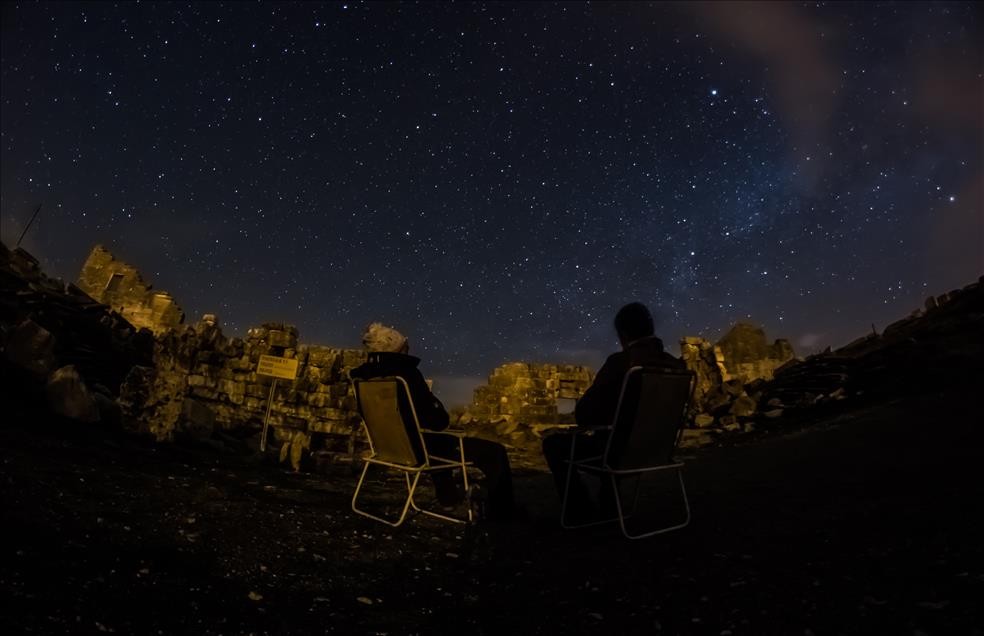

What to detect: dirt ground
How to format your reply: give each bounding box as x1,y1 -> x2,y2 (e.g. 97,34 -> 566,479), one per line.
2,388 -> 982,635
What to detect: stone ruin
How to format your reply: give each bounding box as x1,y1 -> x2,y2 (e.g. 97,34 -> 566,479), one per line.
678,324 -> 795,436
460,362 -> 594,446
119,316 -> 367,469
77,245 -> 185,335
0,241 -> 370,470
3,240 -> 808,458
10,239 -> 978,464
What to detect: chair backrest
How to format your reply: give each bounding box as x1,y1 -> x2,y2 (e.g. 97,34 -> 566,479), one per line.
604,367 -> 695,471
352,377 -> 427,467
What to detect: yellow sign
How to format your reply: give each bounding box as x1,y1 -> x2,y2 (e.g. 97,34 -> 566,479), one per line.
257,354 -> 299,380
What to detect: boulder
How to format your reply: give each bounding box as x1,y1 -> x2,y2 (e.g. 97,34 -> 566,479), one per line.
46,365 -> 100,422
5,319 -> 56,376
694,413 -> 715,428
729,394 -> 757,417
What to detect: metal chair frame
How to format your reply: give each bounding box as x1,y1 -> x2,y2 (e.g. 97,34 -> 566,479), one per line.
351,376 -> 474,527
561,367 -> 695,539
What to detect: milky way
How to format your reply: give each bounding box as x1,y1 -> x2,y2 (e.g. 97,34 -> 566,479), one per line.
2,2 -> 981,386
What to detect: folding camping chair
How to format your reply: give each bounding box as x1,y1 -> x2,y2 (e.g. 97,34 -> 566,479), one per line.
351,376 -> 474,527
561,367 -> 695,539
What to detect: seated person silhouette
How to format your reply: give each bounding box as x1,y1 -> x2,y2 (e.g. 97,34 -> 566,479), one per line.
542,302 -> 685,520
349,323 -> 518,521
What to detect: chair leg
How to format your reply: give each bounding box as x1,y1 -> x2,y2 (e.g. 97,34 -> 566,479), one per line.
413,468 -> 472,524
408,447 -> 473,525
406,472 -> 423,513
561,436 -> 619,529
617,467 -> 692,540
351,461 -> 420,528
353,458 -> 474,527
560,435 -> 581,528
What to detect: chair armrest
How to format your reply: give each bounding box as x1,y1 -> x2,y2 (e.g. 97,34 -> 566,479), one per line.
435,429 -> 469,438
574,425 -> 612,435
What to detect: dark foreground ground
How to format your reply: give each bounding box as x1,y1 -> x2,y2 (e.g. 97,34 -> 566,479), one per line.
2,389 -> 983,635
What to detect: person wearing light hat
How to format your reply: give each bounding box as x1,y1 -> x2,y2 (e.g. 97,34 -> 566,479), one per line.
350,322 -> 519,521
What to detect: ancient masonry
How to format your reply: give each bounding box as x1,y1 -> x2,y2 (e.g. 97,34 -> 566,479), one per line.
77,245 -> 185,335
680,325 -> 794,404
119,318 -> 367,463
71,246 -> 366,463
467,362 -> 594,424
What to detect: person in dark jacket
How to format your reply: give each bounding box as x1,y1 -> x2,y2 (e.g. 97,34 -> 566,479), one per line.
349,323 -> 518,521
542,303 -> 685,520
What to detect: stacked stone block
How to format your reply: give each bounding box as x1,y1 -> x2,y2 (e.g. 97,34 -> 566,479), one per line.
77,245 -> 184,335
467,362 -> 593,424
120,318 -> 367,451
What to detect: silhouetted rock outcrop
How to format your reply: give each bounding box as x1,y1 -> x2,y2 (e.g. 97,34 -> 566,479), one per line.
0,242 -> 153,422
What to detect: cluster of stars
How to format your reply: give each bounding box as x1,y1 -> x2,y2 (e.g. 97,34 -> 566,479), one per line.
1,2 -> 980,400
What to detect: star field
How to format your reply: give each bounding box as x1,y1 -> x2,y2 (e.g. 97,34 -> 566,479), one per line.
1,2 -> 981,390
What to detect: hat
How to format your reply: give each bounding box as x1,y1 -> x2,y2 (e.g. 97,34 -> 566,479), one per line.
362,322 -> 409,353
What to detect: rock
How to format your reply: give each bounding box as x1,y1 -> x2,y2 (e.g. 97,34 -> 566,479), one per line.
704,388 -> 732,415
465,362 -> 592,428
495,417 -> 519,436
46,365 -> 100,422
179,398 -> 215,439
679,429 -> 716,448
694,413 -> 715,428
680,337 -> 727,411
764,408 -> 784,419
715,323 -> 795,383
5,319 -> 56,376
722,379 -> 744,396
729,394 -> 757,417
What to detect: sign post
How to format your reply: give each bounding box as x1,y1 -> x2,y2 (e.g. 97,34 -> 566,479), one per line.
256,354 -> 299,452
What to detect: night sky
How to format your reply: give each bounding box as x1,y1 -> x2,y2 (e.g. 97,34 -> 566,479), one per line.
2,2 -> 981,402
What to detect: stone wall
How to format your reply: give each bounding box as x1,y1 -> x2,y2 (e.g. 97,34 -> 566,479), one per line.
679,336 -> 728,411
77,245 -> 184,335
119,317 -> 366,464
467,362 -> 594,424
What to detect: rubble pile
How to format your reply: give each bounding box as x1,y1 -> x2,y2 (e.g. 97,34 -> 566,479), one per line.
0,242 -> 153,420
676,324 -> 795,443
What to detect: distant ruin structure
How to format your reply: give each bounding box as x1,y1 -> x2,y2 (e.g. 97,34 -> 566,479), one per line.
77,245 -> 184,335
467,362 -> 594,424
715,323 -> 795,383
